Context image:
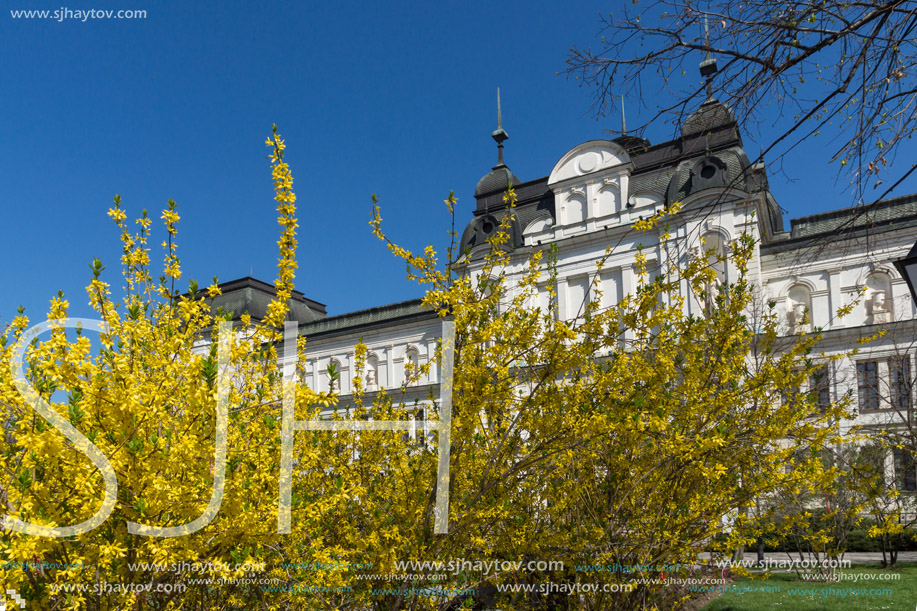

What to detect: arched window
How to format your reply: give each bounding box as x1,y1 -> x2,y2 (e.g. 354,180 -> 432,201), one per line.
700,231 -> 726,286
693,230 -> 728,312
565,192 -> 586,225
596,184 -> 619,218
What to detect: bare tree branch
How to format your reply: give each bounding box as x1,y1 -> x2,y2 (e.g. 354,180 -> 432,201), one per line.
565,0 -> 917,205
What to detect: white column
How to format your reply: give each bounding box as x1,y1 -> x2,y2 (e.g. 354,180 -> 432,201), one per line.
388,344 -> 396,388
829,271 -> 842,329
621,264 -> 636,344
557,277 -> 569,321
621,264 -> 636,298
427,338 -> 438,384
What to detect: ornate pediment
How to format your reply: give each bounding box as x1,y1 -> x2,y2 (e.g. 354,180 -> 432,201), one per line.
548,140 -> 631,187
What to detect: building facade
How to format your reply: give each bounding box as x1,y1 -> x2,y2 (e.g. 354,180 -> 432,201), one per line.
214,93 -> 917,490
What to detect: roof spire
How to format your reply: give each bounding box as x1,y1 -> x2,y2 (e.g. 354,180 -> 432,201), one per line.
704,15 -> 711,61
491,87 -> 509,168
475,88 -> 521,197
620,94 -> 627,136
699,15 -> 719,101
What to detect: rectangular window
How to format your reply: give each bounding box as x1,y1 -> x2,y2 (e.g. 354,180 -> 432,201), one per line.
857,361 -> 880,411
811,365 -> 831,413
401,409 -> 426,446
893,447 -> 917,492
784,366 -> 829,413
890,356 -> 912,411
859,444 -> 886,489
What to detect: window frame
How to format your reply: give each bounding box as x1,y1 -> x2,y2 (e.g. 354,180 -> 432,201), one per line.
857,360 -> 881,412
889,355 -> 912,411
811,364 -> 831,414
893,447 -> 917,492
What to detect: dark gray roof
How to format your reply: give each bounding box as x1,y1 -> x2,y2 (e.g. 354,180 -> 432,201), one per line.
624,122 -> 742,174
788,193 -> 917,238
462,107 -> 793,246
471,119 -> 745,216
459,210 -> 524,257
612,135 -> 652,154
474,175 -> 554,216
762,193 -> 917,254
514,202 -> 554,232
665,146 -> 753,206
299,298 -> 437,338
462,176 -> 556,255
207,277 -> 326,324
629,169 -> 674,201
475,164 -> 521,197
682,99 -> 736,136
466,110 -> 747,246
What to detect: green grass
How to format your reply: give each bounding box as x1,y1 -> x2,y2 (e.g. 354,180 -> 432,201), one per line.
700,563 -> 917,611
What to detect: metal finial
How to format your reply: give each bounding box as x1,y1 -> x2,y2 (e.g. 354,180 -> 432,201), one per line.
491,87 -> 509,167
704,15 -> 711,61
699,15 -> 719,100
621,94 -> 627,136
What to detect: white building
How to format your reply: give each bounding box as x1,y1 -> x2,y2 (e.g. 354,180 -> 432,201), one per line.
213,91 -> 917,491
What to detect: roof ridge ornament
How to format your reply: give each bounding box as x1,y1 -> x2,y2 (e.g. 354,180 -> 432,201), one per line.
491,87 -> 509,168
699,15 -> 719,101
621,94 -> 627,136
474,88 -> 521,198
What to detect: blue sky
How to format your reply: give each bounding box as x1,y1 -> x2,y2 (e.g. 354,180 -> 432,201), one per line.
2,1 -> 911,324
